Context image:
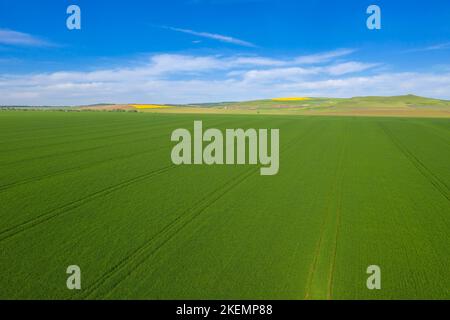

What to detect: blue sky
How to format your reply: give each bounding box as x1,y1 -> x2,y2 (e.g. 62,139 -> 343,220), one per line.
0,0 -> 450,105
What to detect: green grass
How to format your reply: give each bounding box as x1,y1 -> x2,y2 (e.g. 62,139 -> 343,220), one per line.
0,111 -> 449,299
183,95 -> 450,116
188,95 -> 450,109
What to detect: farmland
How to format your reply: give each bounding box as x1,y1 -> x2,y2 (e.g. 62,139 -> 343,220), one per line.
74,95 -> 450,118
0,110 -> 449,299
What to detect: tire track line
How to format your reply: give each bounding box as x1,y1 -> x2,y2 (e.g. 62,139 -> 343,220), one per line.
96,123 -> 310,298
81,167 -> 258,299
379,122 -> 450,202
0,119 -> 185,153
413,121 -> 450,146
265,119 -> 326,300
0,122 -> 153,153
1,118 -> 240,166
304,121 -> 347,300
0,118 -> 282,239
303,206 -> 331,299
326,123 -> 347,300
81,119 -> 318,299
0,145 -> 170,192
0,165 -> 177,243
277,123 -> 330,295
382,122 -> 450,192
0,116 -> 241,153
0,117 -> 140,143
1,132 -> 168,167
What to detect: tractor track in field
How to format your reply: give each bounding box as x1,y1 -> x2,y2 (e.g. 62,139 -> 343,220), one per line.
81,167 -> 259,299
0,164 -> 177,243
303,195 -> 331,299
326,125 -> 347,300
279,124 -> 331,295
0,118 -> 285,243
0,144 -> 170,192
304,121 -> 347,300
0,123 -> 155,153
413,121 -> 450,146
376,174 -> 442,271
379,122 -> 450,203
80,120 -> 318,299
2,144 -> 112,167
0,118 -> 240,166
0,116 -> 140,143
0,119 -> 182,153
0,118 -> 238,155
0,132 -> 169,167
246,119 -> 327,300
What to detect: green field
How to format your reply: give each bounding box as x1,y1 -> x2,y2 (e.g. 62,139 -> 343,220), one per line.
0,111 -> 449,299
72,95 -> 450,118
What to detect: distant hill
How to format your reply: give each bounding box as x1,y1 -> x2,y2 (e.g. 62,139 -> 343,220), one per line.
4,95 -> 449,117
74,95 -> 450,117
148,95 -> 450,117
187,95 -> 450,110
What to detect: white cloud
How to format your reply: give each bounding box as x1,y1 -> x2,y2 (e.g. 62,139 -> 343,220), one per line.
231,57 -> 285,66
406,42 -> 450,53
241,67 -> 318,83
425,43 -> 450,51
324,62 -> 379,76
238,61 -> 378,83
277,72 -> 450,98
0,51 -> 449,105
165,26 -> 256,47
294,48 -> 356,64
0,29 -> 52,47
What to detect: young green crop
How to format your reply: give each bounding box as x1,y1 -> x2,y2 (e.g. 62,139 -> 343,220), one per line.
0,111 -> 448,299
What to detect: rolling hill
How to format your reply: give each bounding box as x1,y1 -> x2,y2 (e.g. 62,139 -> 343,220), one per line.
73,95 -> 450,117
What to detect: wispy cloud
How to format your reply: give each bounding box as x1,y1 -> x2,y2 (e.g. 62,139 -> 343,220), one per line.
164,26 -> 256,47
1,50 -> 448,106
294,48 -> 356,64
405,42 -> 450,53
424,42 -> 450,51
0,29 -> 53,47
324,61 -> 379,76
238,61 -> 378,83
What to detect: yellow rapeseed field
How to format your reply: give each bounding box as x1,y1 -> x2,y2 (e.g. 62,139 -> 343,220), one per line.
131,104 -> 172,109
271,97 -> 311,102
